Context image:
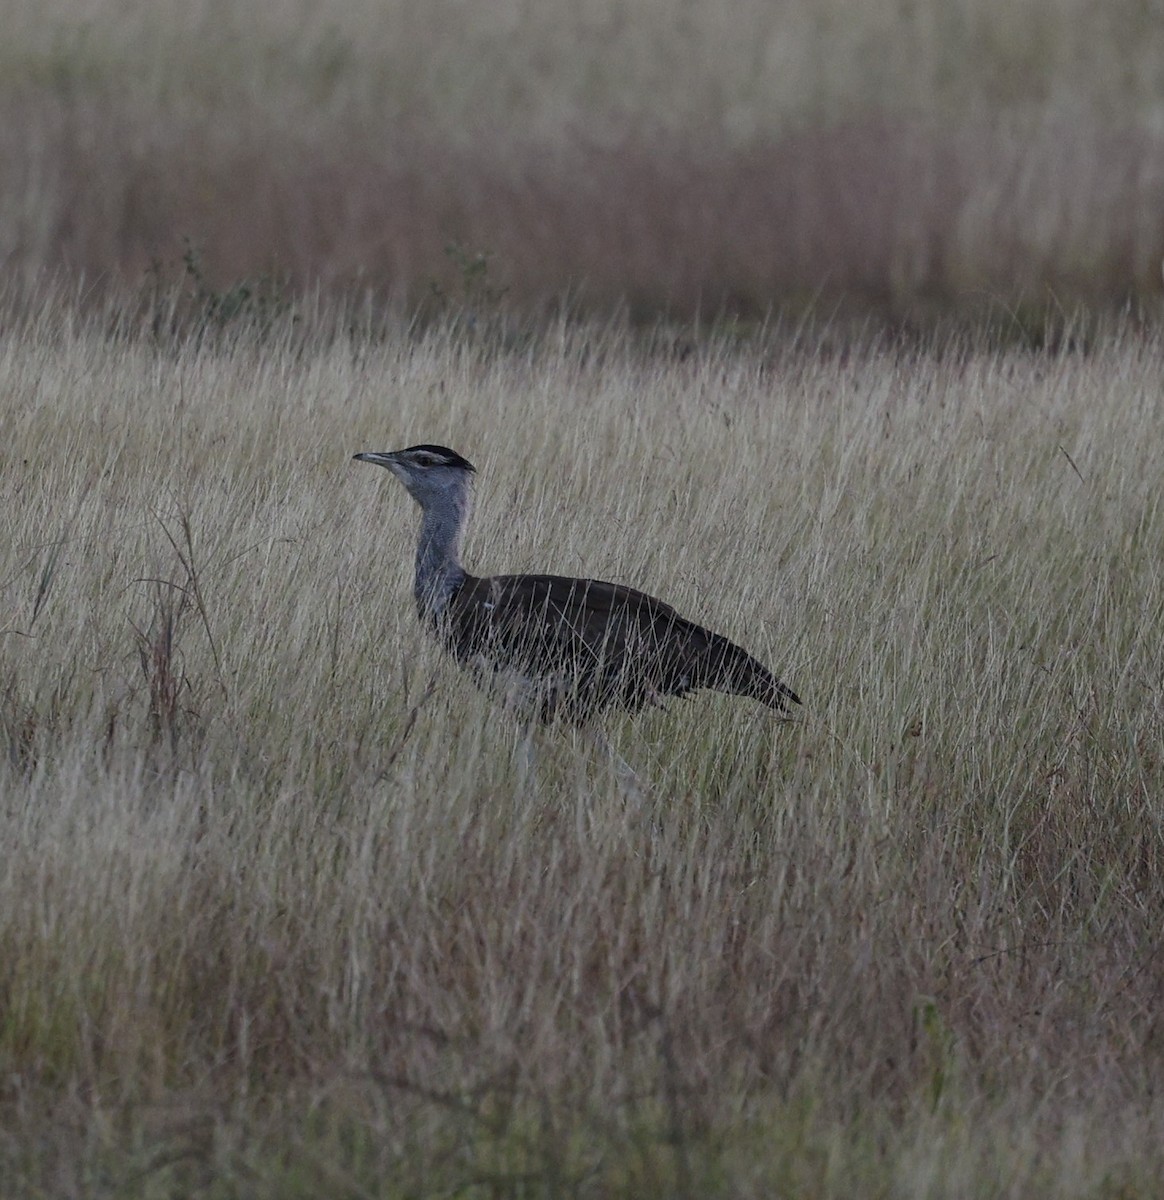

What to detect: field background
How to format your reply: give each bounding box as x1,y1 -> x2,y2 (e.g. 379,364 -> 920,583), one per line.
3,0 -> 1164,317
4,2 -> 1164,1197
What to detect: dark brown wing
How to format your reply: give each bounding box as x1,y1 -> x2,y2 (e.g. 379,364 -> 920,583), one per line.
439,573 -> 800,724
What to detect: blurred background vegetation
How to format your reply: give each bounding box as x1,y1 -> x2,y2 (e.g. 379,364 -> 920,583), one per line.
2,0 -> 1163,325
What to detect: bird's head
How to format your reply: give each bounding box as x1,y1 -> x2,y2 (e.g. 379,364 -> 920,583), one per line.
352,444 -> 476,508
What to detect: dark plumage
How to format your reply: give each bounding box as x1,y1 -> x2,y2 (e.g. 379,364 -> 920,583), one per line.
353,444 -> 800,725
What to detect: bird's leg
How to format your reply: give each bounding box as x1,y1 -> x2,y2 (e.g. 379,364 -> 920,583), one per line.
516,720 -> 540,797
587,728 -> 646,809
586,728 -> 667,864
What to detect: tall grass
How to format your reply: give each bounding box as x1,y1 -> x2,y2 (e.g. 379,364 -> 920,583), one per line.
1,295 -> 1162,1195
2,0 -> 1164,313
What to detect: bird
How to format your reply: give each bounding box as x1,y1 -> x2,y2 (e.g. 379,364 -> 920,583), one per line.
352,444 -> 801,726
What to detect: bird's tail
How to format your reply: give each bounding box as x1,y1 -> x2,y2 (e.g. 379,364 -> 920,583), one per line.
705,635 -> 801,713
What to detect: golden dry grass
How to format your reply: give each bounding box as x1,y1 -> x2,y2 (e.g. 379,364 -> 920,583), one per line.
1,295 -> 1163,1196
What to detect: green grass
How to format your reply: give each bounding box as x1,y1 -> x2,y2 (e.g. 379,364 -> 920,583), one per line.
6,0 -> 1163,131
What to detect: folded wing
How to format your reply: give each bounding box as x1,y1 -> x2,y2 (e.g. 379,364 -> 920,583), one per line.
439,573 -> 800,724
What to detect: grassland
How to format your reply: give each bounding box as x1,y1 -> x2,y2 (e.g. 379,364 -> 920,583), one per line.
2,1 -> 1164,1192
1,293 -> 1163,1196
3,0 -> 1164,315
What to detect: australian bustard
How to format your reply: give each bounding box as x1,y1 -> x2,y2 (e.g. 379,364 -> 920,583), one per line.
352,444 -> 801,726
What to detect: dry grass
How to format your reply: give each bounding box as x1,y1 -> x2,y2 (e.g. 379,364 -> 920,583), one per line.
3,0 -> 1164,315
1,293 -> 1163,1196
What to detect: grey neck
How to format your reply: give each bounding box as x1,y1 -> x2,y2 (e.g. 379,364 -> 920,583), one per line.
413,491 -> 470,618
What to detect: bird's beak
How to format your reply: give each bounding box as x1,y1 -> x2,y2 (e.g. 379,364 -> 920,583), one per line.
352,451 -> 400,470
